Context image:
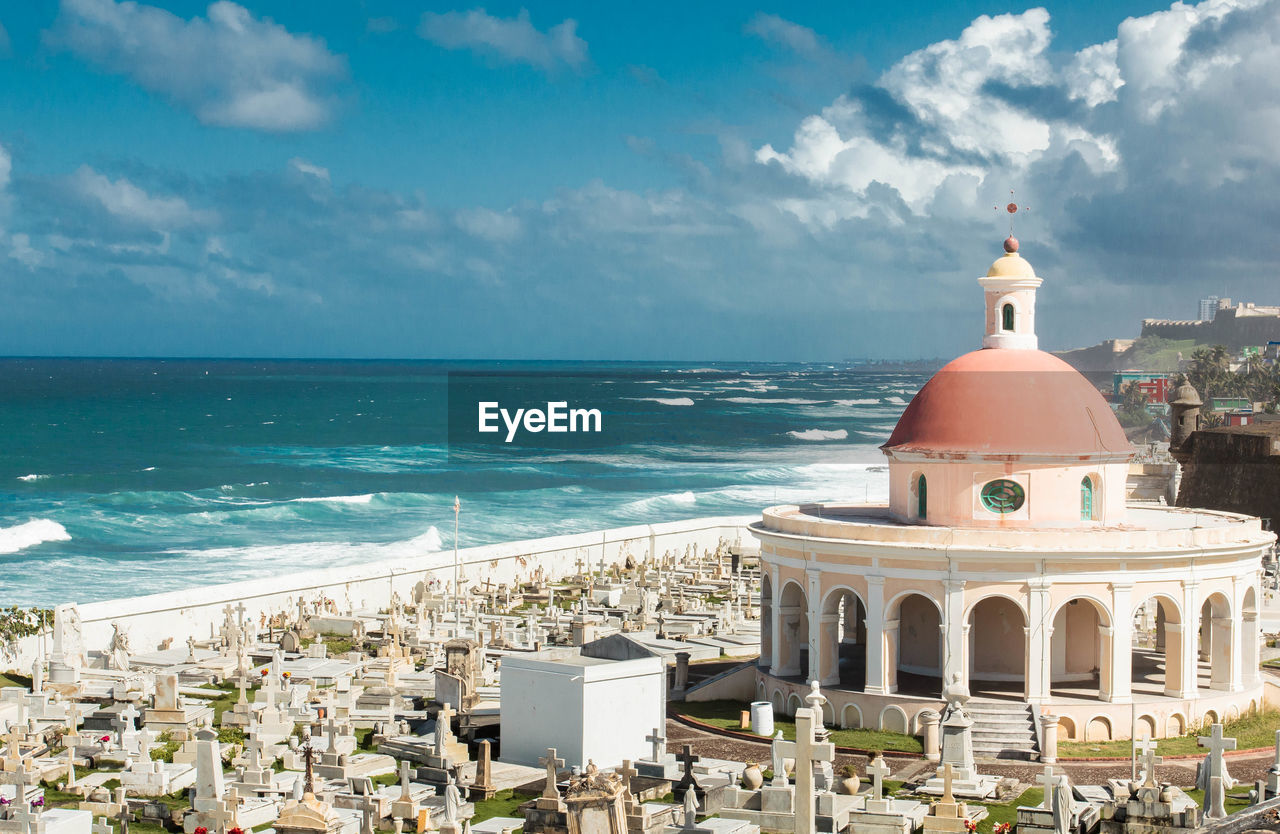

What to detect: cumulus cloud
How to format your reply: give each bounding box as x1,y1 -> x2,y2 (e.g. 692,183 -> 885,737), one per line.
418,8 -> 588,71
47,0 -> 345,131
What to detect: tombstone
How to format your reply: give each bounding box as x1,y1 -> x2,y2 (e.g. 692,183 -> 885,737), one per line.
848,755 -> 928,834
920,764 -> 987,834
469,740 -> 497,801
918,675 -> 998,799
1197,723 -> 1236,821
144,674 -> 213,741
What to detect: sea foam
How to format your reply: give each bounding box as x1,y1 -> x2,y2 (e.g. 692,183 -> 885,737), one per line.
0,519 -> 72,554
787,429 -> 849,441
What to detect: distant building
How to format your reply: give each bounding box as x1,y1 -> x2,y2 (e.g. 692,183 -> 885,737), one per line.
1143,298 -> 1280,348
1199,295 -> 1222,321
1113,371 -> 1173,403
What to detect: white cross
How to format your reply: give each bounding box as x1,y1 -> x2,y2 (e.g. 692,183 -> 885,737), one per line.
539,748 -> 564,801
1198,723 -> 1237,780
1135,738 -> 1162,787
866,757 -> 891,801
1036,765 -> 1057,809
940,763 -> 955,805
646,727 -> 665,762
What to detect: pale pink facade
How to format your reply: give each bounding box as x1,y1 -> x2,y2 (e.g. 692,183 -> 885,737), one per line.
752,241 -> 1273,744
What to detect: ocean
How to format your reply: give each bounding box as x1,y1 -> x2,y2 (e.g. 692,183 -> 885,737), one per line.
0,359 -> 925,607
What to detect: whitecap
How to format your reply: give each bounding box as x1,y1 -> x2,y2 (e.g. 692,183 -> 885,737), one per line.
0,519 -> 71,554
787,429 -> 849,441
289,494 -> 375,505
722,397 -> 825,405
627,397 -> 695,406
17,474 -> 48,482
885,396 -> 907,404
833,399 -> 880,406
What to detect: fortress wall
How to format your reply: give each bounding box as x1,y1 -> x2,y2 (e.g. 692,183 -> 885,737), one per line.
1177,429 -> 1280,524
9,515 -> 754,671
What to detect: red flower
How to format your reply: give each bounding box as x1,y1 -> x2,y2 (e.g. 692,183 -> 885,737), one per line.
229,827 -> 245,834
99,735 -> 111,743
963,820 -> 977,833
260,669 -> 268,676
994,824 -> 1012,834
194,827 -> 208,834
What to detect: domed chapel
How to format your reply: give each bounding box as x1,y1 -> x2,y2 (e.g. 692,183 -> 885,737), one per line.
751,237 -> 1272,749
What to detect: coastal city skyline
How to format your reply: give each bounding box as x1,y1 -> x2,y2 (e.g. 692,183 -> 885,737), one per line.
0,0 -> 1276,360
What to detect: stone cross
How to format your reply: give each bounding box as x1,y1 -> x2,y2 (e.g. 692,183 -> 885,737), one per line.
1198,723 -> 1237,780
1036,765 -> 1057,810
792,708 -> 833,834
358,791 -> 378,834
325,717 -> 341,753
398,760 -> 412,801
940,763 -> 955,805
677,745 -> 700,780
866,757 -> 891,801
646,727 -> 666,762
539,748 -> 564,800
1136,738 -> 1162,787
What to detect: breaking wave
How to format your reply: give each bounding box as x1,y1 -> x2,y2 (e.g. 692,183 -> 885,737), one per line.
0,519 -> 71,554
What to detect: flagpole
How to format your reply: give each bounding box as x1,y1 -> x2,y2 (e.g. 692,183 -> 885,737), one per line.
453,495 -> 461,635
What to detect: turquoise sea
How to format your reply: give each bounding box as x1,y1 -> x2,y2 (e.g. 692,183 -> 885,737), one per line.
0,360 -> 923,606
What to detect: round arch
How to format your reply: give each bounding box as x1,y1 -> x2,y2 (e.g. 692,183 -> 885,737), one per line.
887,591 -> 943,698
819,585 -> 868,689
1199,591 -> 1233,691
1131,593 -> 1183,698
1050,596 -> 1113,700
775,580 -> 809,679
841,703 -> 862,729
967,594 -> 1028,697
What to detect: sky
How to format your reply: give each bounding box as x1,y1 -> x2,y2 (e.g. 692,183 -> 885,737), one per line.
0,0 -> 1276,361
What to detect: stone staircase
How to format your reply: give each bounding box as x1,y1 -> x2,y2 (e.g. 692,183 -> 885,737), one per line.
968,700 -> 1040,761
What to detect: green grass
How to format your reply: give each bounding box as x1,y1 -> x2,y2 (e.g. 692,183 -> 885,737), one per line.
968,787 -> 1041,832
1185,788 -> 1253,816
1058,708 -> 1280,758
472,789 -> 537,823
0,673 -> 32,688
671,700 -> 923,753
355,728 -> 376,751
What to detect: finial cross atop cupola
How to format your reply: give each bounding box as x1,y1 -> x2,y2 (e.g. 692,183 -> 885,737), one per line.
980,190 -> 1040,351
995,189 -> 1030,239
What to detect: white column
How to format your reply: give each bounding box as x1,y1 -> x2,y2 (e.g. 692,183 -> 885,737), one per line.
1242,612 -> 1260,688
1026,578 -> 1051,703
943,579 -> 967,688
1108,582 -> 1133,704
1182,580 -> 1200,699
864,576 -> 888,695
1229,577 -> 1244,692
806,569 -> 822,684
768,564 -> 783,677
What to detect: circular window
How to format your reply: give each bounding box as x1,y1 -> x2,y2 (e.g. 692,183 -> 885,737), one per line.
980,479 -> 1025,514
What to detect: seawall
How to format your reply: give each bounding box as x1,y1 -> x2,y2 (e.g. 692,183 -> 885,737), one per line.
9,515 -> 755,671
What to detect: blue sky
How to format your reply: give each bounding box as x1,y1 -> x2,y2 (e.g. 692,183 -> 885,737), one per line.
0,0 -> 1275,359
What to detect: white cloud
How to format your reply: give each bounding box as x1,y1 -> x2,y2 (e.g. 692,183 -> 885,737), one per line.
418,8 -> 587,71
73,166 -> 212,228
289,157 -> 330,182
48,0 -> 345,131
745,13 -> 824,57
455,207 -> 522,242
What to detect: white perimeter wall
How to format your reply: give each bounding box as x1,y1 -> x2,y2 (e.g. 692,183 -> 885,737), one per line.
9,516 -> 753,670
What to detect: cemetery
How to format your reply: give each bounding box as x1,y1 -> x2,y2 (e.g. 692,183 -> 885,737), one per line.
2,531 -> 1279,834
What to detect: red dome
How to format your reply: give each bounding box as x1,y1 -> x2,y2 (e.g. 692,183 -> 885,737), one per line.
883,348 -> 1133,457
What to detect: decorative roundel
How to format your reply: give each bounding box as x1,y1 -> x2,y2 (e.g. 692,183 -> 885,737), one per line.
1006,202 -> 1018,214
980,479 -> 1025,513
